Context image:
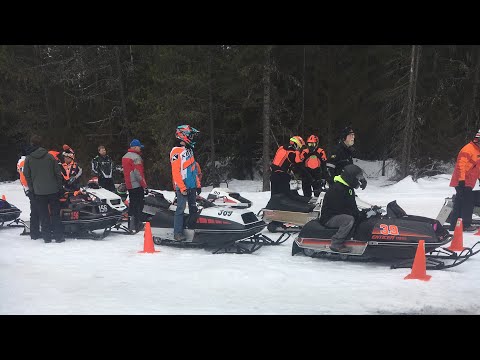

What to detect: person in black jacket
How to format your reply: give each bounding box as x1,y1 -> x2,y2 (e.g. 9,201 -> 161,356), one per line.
326,126 -> 355,186
319,164 -> 367,253
91,145 -> 116,193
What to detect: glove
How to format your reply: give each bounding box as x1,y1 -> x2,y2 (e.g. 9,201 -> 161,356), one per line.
181,190 -> 188,196
360,178 -> 367,190
144,188 -> 149,196
25,189 -> 33,198
196,187 -> 201,195
68,178 -> 76,185
458,180 -> 465,188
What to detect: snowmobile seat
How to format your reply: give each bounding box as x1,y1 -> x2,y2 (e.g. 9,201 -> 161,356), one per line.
299,218 -> 340,238
265,193 -> 315,213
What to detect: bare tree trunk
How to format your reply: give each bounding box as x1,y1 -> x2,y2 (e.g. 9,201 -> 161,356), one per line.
115,46 -> 128,140
401,45 -> 420,178
262,46 -> 273,191
208,48 -> 216,185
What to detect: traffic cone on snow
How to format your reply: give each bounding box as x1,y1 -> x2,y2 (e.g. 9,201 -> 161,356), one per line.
138,222 -> 160,254
404,240 -> 431,281
446,218 -> 466,251
1,194 -> 5,201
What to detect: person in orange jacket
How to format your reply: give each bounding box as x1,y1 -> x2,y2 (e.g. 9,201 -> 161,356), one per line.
302,134 -> 328,197
170,125 -> 201,241
449,129 -> 480,232
270,136 -> 311,195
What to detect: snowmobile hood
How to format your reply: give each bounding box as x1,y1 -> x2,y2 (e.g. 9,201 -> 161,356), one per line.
334,175 -> 351,188
29,147 -> 49,160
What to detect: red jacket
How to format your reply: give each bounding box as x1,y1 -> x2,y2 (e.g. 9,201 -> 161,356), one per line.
122,149 -> 147,190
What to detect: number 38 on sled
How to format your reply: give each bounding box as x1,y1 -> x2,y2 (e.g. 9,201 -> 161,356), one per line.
292,200 -> 480,270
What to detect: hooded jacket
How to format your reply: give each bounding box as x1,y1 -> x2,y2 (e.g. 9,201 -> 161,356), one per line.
319,175 -> 360,225
23,147 -> 64,195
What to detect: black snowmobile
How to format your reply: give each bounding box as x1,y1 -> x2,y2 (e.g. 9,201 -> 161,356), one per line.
0,197 -> 22,227
292,200 -> 480,270
142,190 -> 288,254
259,190 -> 323,233
20,189 -> 125,239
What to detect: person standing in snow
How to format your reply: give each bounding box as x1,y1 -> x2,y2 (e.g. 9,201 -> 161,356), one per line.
23,134 -> 65,243
91,145 -> 116,193
449,129 -> 480,232
170,125 -> 201,241
122,139 -> 148,233
326,126 -> 355,186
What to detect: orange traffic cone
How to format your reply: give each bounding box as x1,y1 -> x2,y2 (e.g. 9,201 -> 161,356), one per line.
446,218 -> 466,251
138,222 -> 160,254
404,240 -> 431,281
1,194 -> 5,201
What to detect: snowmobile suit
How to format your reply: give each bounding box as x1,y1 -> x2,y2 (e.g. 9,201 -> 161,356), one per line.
449,141 -> 480,229
270,146 -> 310,195
302,147 -> 327,197
61,161 -> 83,192
91,154 -> 115,192
170,145 -> 201,236
319,175 -> 360,250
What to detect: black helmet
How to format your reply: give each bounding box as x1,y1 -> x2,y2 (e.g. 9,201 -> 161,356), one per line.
341,164 -> 367,190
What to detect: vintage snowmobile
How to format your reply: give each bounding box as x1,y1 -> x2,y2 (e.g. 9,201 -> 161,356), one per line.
142,190 -> 289,254
0,196 -> 22,228
292,200 -> 479,270
205,188 -> 252,208
436,191 -> 480,229
259,191 -> 324,233
19,188 -> 125,239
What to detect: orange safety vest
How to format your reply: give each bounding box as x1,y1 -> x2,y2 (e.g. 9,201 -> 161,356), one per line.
305,148 -> 327,170
450,141 -> 480,188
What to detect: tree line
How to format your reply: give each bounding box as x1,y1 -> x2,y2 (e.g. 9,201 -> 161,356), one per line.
1,45 -> 478,188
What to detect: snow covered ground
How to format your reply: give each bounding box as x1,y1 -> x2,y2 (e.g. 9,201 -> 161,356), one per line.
1,159 -> 479,315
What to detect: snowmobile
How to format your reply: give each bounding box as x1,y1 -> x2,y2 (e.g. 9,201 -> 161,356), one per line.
292,200 -> 480,270
19,188 -> 125,239
259,191 -> 324,233
205,187 -> 252,208
142,190 -> 288,254
436,191 -> 480,229
0,196 -> 22,228
87,177 -> 130,224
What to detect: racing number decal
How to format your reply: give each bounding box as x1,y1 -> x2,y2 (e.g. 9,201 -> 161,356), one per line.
218,210 -> 232,216
70,211 -> 79,220
99,205 -> 108,213
379,224 -> 399,235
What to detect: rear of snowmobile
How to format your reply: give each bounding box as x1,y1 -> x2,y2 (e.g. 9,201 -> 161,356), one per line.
0,197 -> 22,228
143,190 -> 283,254
205,188 -> 252,209
436,191 -> 480,228
292,200 -> 480,270
19,188 -> 125,239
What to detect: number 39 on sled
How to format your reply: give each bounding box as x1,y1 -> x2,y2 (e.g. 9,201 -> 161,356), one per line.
292,200 -> 480,270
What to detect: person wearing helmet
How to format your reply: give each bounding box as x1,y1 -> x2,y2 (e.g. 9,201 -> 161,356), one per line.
326,126 -> 356,186
60,145 -> 83,192
270,135 -> 312,195
302,134 -> 328,197
449,129 -> 480,232
319,164 -> 367,253
122,139 -> 148,233
170,124 -> 201,241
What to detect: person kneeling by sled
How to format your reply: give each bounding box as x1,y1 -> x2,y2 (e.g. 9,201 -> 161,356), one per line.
318,164 -> 367,253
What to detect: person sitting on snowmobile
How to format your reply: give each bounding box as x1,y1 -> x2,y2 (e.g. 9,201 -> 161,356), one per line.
449,129 -> 480,232
319,164 -> 367,253
60,145 -> 83,193
170,124 -> 201,241
326,126 -> 355,186
270,136 -> 312,196
302,134 -> 328,197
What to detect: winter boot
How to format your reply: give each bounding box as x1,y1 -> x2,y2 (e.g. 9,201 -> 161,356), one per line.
128,216 -> 137,233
